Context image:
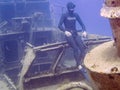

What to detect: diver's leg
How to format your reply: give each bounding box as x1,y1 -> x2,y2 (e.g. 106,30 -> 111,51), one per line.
66,36 -> 81,67
74,36 -> 87,65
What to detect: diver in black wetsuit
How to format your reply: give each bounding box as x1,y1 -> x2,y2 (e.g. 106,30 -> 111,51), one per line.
58,2 -> 87,69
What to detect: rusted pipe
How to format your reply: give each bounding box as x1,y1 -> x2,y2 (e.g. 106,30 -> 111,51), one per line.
104,0 -> 120,7
101,0 -> 120,56
83,1 -> 120,90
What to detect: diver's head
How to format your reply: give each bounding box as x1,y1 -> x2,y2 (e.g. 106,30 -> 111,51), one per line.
67,2 -> 75,13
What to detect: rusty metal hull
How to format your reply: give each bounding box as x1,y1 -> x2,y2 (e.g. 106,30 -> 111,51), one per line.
84,41 -> 120,90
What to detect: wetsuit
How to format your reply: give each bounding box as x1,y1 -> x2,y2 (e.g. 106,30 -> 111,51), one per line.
58,11 -> 87,67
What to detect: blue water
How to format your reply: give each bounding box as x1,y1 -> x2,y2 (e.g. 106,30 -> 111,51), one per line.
51,0 -> 112,36
0,0 -> 112,36
77,0 -> 112,36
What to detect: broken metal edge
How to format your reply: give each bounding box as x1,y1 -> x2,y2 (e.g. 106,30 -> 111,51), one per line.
24,68 -> 79,83
2,74 -> 17,90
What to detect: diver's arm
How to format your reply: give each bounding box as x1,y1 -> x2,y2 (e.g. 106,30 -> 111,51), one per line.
76,13 -> 87,37
76,13 -> 86,31
58,14 -> 65,32
58,14 -> 72,37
